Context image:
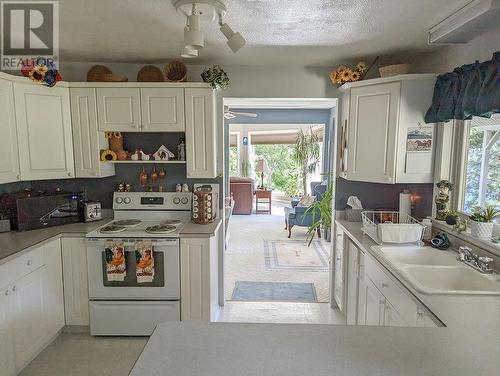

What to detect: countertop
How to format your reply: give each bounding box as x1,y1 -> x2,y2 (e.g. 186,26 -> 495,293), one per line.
130,220 -> 500,376
179,218 -> 222,238
0,217 -> 111,264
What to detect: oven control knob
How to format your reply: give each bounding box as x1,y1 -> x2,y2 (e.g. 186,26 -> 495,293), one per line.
123,197 -> 131,204
181,197 -> 189,205
115,197 -> 123,204
173,197 -> 181,205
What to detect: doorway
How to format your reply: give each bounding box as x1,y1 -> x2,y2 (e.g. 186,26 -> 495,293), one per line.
218,98 -> 341,324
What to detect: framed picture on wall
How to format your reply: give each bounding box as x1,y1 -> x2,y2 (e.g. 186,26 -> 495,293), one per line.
406,127 -> 433,152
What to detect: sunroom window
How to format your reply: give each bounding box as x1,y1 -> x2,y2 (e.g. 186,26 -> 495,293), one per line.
463,114 -> 500,216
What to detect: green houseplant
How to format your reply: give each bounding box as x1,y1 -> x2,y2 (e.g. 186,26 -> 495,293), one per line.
305,186 -> 333,245
293,128 -> 320,195
468,204 -> 500,239
201,65 -> 230,90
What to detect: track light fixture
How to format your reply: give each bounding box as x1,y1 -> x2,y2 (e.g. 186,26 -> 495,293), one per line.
174,0 -> 246,58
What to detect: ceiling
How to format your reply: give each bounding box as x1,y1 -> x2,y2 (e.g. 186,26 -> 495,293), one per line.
58,0 -> 473,66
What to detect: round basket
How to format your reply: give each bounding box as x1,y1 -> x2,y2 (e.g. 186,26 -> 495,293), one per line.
379,64 -> 411,77
164,61 -> 187,82
137,65 -> 164,82
87,65 -> 112,81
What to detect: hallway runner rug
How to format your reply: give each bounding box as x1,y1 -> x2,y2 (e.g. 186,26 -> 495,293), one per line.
264,239 -> 329,272
231,281 -> 318,303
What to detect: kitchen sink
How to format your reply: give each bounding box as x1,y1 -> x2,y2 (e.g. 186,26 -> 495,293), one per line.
400,265 -> 500,295
373,246 -> 458,266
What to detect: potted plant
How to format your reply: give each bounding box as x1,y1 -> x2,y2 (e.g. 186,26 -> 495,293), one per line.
305,186 -> 333,245
468,204 -> 500,239
201,65 -> 230,90
293,128 -> 320,195
444,210 -> 459,226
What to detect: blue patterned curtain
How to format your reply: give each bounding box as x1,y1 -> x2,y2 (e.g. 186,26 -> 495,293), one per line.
425,51 -> 499,123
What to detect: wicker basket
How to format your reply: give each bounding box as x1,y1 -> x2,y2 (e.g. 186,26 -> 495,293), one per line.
137,65 -> 164,82
164,61 -> 187,82
87,65 -> 128,82
379,64 -> 410,77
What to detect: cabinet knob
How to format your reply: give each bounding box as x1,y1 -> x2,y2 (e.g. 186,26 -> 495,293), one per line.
417,311 -> 424,318
68,172 -> 72,177
26,259 -> 32,266
12,286 -> 16,292
4,290 -> 9,296
16,174 -> 20,180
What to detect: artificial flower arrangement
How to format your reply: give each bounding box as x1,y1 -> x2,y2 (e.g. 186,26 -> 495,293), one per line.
21,58 -> 62,87
329,61 -> 367,85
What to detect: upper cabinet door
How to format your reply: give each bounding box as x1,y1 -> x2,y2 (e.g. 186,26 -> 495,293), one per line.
96,88 -> 141,131
14,83 -> 75,180
70,88 -> 114,178
0,78 -> 20,184
347,82 -> 400,184
185,88 -> 217,178
141,88 -> 185,132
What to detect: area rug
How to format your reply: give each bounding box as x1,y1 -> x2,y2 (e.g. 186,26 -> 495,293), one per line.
264,239 -> 329,272
231,281 -> 318,302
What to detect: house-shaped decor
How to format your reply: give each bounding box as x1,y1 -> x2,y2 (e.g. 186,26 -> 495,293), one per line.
153,145 -> 175,161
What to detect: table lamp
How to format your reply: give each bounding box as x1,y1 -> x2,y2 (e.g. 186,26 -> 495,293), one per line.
256,159 -> 268,189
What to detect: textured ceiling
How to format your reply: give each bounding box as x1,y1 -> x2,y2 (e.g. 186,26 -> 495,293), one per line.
58,0 -> 473,66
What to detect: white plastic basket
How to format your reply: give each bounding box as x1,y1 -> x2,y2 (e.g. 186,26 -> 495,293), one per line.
361,211 -> 426,245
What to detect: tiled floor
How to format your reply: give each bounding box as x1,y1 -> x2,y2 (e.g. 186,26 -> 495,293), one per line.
19,332 -> 147,376
217,301 -> 346,324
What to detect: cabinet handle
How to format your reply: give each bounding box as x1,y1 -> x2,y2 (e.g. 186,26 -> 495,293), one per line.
381,282 -> 388,288
26,259 -> 32,266
4,290 -> 9,296
417,311 -> 424,318
67,172 -> 72,177
12,286 -> 16,292
16,174 -> 20,180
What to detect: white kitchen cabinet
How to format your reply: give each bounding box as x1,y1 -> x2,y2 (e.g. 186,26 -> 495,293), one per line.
345,240 -> 361,325
339,75 -> 436,184
141,88 -> 185,132
359,277 -> 385,326
14,82 -> 75,180
180,232 -> 219,321
333,225 -> 347,313
11,266 -> 49,369
0,287 -> 15,376
70,88 -> 115,178
185,88 -> 217,178
44,239 -> 65,334
96,88 -> 141,131
61,237 -> 90,326
384,300 -> 408,327
0,78 -> 20,184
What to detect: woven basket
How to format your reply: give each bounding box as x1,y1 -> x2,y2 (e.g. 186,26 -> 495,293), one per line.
87,65 -> 112,81
164,61 -> 187,82
379,64 -> 411,77
137,65 -> 164,82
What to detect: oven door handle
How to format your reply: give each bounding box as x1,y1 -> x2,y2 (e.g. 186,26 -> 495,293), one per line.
86,238 -> 179,247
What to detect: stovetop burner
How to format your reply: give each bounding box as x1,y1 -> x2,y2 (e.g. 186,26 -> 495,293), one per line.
112,219 -> 142,226
160,219 -> 182,226
100,225 -> 127,233
145,224 -> 177,234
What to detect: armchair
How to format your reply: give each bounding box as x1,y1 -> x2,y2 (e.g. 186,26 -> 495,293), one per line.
285,182 -> 327,238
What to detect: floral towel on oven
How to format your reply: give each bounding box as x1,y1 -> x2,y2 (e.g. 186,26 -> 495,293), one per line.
105,241 -> 126,281
135,240 -> 154,283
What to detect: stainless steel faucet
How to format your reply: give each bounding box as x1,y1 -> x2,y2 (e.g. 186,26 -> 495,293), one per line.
457,246 -> 493,274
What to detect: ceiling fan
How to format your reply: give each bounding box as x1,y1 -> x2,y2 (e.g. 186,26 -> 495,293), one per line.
224,105 -> 258,119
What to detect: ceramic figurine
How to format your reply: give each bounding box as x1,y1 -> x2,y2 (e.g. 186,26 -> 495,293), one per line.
117,183 -> 125,192
151,166 -> 158,183
130,149 -> 140,161
158,185 -> 165,192
139,168 -> 148,187
177,138 -> 186,161
153,145 -> 175,161
125,183 -> 132,192
182,183 -> 189,192
176,183 -> 182,192
435,180 -> 453,220
116,149 -> 128,161
141,152 -> 150,161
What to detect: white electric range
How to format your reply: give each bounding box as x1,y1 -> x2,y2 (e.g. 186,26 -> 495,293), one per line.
85,191 -> 191,336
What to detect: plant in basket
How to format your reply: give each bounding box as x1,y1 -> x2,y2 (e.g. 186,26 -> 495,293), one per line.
21,57 -> 62,87
468,204 -> 499,239
201,65 -> 230,90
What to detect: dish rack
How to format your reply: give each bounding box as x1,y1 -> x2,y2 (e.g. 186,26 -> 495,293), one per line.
361,211 -> 426,245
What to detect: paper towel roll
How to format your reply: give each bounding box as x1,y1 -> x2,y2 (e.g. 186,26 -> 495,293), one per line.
399,190 -> 412,217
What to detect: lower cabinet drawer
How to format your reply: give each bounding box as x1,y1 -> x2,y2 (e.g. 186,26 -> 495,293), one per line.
365,254 -> 417,324
89,300 -> 180,336
9,247 -> 45,279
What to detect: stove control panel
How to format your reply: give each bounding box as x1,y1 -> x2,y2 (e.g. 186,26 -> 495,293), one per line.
113,192 -> 192,211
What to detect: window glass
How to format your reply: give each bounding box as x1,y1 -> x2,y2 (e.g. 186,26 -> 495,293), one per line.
463,114 -> 500,213
229,146 -> 239,176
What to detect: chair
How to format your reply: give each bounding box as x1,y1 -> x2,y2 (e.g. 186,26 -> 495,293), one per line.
229,177 -> 255,215
285,182 -> 327,238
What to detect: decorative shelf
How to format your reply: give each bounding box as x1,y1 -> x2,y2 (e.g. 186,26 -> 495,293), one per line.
103,160 -> 186,164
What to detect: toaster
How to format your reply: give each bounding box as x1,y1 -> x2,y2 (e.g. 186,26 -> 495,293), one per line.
84,201 -> 102,222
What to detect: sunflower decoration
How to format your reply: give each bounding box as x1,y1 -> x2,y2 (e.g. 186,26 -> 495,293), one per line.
329,59 -> 373,86
20,57 -> 62,87
100,149 -> 117,161
105,132 -> 113,139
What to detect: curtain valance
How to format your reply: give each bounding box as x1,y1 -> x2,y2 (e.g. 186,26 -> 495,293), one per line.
425,51 -> 499,123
